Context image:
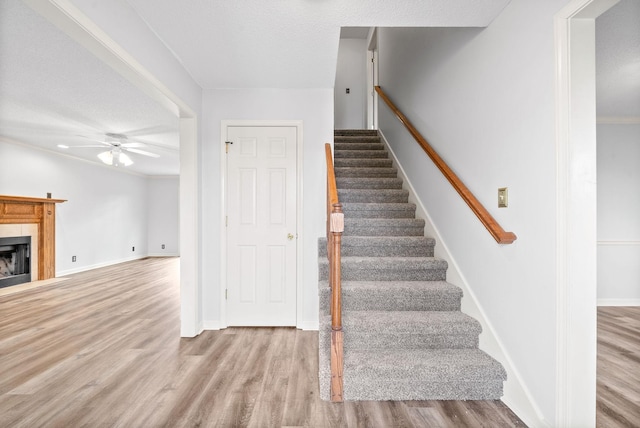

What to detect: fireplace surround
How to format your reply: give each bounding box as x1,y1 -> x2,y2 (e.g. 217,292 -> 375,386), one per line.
0,195 -> 66,283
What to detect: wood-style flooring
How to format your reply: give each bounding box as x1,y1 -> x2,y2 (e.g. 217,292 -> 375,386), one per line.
597,306 -> 640,427
1,257 -> 527,427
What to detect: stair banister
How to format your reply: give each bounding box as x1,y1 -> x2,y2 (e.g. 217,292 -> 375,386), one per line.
325,143 -> 344,402
375,86 -> 517,245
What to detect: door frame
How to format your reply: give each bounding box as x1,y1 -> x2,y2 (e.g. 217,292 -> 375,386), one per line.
554,0 -> 619,425
366,27 -> 379,130
219,120 -> 304,328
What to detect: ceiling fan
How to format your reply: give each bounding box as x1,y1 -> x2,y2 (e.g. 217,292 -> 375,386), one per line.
61,132 -> 162,167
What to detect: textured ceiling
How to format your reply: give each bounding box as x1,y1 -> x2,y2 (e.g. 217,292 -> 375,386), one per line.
124,0 -> 511,89
596,0 -> 640,118
0,0 -> 180,176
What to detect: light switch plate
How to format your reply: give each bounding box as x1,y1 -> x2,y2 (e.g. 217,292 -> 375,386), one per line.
498,187 -> 508,208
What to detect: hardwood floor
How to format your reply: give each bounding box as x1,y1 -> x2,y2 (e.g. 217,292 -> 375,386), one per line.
0,257 -> 527,427
597,306 -> 640,427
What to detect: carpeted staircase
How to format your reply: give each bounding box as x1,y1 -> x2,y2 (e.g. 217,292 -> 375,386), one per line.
318,129 -> 507,401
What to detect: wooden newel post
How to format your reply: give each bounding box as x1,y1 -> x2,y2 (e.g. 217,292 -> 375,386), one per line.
329,203 -> 344,402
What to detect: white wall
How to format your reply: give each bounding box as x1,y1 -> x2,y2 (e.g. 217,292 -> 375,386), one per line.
376,2 -> 569,424
334,38 -> 367,129
0,141 -> 179,274
147,176 -> 180,256
201,88 -> 333,329
597,123 -> 640,304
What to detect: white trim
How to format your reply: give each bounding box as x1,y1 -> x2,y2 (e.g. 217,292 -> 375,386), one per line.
203,320 -> 223,330
379,131 -> 547,427
554,1 -> 619,426
366,28 -> 379,130
219,120 -> 304,329
298,321 -> 319,331
57,255 -> 147,276
24,0 -> 200,338
598,299 -> 640,306
147,252 -> 180,257
598,240 -> 640,246
597,116 -> 640,125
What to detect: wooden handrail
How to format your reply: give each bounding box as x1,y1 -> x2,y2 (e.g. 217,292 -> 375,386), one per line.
325,143 -> 344,402
375,86 -> 517,245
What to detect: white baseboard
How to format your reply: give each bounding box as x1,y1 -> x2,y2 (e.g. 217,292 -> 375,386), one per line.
56,255 -> 148,276
597,299 -> 640,306
298,321 -> 319,331
379,131 -> 547,428
203,320 -> 223,330
147,252 -> 180,257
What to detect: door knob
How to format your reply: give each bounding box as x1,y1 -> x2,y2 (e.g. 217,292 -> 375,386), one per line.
287,233 -> 294,241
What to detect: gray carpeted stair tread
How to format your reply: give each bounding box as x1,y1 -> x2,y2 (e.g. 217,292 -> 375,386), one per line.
339,348 -> 506,400
335,150 -> 388,159
336,177 -> 403,189
342,202 -> 416,219
318,236 -> 434,257
319,313 -> 480,350
319,256 -> 447,281
318,280 -> 462,312
339,189 -> 409,203
335,158 -> 393,168
343,348 -> 506,381
335,143 -> 384,151
344,218 -> 425,237
318,129 -> 506,402
341,311 -> 480,335
335,130 -> 379,137
334,167 -> 398,178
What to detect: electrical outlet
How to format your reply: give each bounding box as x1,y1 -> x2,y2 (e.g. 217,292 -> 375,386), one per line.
132,246 -> 135,252
161,244 -> 165,249
72,256 -> 76,262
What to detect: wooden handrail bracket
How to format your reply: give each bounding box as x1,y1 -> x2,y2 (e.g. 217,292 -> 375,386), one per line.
375,86 -> 517,244
325,143 -> 344,402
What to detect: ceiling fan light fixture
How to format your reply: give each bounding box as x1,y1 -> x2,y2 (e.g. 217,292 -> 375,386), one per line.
98,150 -> 113,165
118,152 -> 134,166
97,150 -> 133,167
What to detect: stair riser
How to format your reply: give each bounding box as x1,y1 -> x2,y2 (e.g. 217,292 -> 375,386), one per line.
318,237 -> 434,258
335,159 -> 393,168
319,243 -> 434,257
339,192 -> 408,204
335,168 -> 397,178
334,136 -> 381,143
343,226 -> 424,237
342,381 -> 504,401
341,203 -> 417,219
335,150 -> 388,159
334,143 -> 384,151
320,330 -> 478,352
319,289 -> 459,312
336,178 -> 403,190
342,245 -> 433,257
342,208 -> 416,219
335,130 -> 379,137
319,265 -> 446,281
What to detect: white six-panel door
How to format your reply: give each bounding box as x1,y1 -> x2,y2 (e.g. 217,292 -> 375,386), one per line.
226,126 -> 297,326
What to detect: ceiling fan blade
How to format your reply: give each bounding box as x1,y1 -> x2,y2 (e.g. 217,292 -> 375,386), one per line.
125,147 -> 160,158
126,136 -> 178,151
120,126 -> 176,137
68,145 -> 106,148
121,142 -> 146,148
75,135 -> 111,145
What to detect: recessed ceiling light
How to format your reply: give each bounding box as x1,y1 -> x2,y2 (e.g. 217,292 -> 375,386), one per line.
57,144 -> 69,149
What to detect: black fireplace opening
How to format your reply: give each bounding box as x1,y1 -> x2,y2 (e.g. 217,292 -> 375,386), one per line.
0,236 -> 31,288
